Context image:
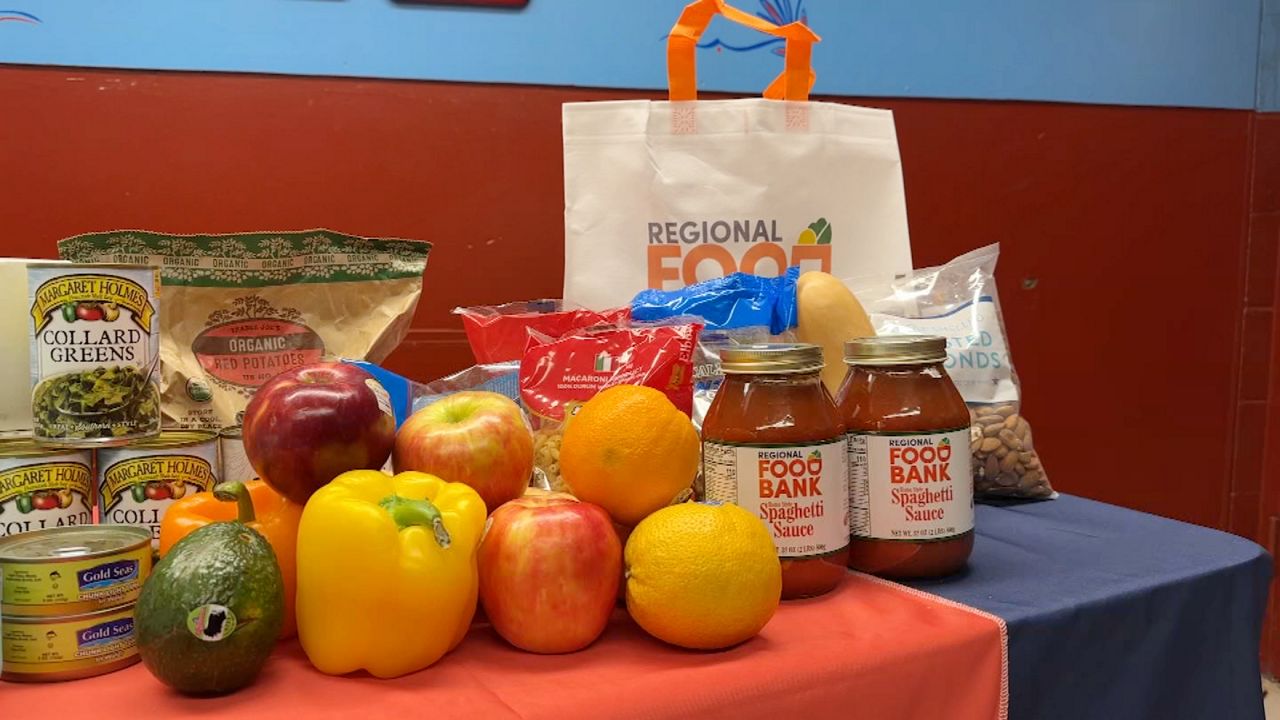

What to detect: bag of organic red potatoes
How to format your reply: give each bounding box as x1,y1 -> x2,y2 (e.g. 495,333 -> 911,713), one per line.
59,230 -> 429,430
849,244 -> 1054,499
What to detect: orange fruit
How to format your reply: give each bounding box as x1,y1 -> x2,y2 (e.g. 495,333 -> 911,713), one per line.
559,385 -> 699,527
625,502 -> 782,649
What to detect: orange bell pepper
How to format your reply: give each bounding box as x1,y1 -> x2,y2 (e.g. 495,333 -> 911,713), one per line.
158,479 -> 302,638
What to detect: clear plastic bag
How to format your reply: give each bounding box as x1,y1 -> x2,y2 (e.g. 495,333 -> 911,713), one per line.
518,322 -> 700,494
411,362 -> 520,414
849,244 -> 1054,499
632,268 -> 799,430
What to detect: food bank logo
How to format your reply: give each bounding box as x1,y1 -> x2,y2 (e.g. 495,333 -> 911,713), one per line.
758,448 -> 824,498
646,217 -> 832,289
888,437 -> 953,484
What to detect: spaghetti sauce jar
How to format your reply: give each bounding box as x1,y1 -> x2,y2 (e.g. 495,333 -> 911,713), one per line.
838,336 -> 973,578
702,344 -> 849,600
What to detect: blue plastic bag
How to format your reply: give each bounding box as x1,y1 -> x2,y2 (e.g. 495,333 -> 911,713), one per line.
630,267 -> 799,335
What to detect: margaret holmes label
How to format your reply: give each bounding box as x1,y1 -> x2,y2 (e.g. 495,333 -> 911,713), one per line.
703,439 -> 850,558
98,443 -> 218,547
849,429 -> 974,541
0,450 -> 94,538
27,266 -> 160,443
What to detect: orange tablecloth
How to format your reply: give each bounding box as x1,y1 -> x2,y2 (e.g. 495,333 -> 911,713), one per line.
1,574 -> 1005,719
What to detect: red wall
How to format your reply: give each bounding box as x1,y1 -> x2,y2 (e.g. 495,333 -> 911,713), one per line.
1253,114 -> 1280,671
0,65 -> 1260,538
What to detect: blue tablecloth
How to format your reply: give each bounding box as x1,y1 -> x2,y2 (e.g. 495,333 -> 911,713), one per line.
910,495 -> 1272,720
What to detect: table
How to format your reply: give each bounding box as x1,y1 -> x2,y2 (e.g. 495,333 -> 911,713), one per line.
3,574 -> 1006,720
2,495 -> 1269,719
914,494 -> 1272,720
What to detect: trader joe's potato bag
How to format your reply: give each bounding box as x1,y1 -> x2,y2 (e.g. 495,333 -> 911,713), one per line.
60,230 -> 429,430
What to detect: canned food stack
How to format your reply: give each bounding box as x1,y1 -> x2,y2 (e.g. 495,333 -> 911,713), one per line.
1,261 -> 238,682
0,526 -> 152,681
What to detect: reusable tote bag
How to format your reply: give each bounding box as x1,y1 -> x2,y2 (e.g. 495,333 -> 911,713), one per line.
562,0 -> 913,310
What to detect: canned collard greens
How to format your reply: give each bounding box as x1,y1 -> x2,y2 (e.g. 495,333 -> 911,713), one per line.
27,264 -> 161,445
98,431 -> 219,548
0,440 -> 94,538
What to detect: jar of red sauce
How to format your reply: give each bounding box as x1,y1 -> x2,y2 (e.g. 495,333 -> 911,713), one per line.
837,336 -> 973,579
702,343 -> 849,600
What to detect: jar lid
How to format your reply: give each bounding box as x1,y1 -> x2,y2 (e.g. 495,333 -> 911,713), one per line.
719,343 -> 824,374
844,335 -> 948,365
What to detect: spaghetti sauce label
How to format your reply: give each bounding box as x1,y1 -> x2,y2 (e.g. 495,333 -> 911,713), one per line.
703,439 -> 849,558
849,429 -> 973,541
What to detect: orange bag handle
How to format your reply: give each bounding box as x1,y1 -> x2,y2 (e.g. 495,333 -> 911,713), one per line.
667,0 -> 820,102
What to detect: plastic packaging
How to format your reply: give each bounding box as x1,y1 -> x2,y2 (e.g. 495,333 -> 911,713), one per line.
519,323 -> 700,493
631,268 -> 799,429
631,268 -> 798,336
454,301 -> 629,363
59,230 -> 429,431
342,360 -> 519,428
849,244 -> 1054,500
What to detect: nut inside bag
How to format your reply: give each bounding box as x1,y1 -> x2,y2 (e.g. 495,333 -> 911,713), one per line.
849,244 -> 1055,499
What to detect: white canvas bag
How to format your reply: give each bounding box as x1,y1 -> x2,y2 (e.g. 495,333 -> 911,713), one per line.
563,0 -> 913,310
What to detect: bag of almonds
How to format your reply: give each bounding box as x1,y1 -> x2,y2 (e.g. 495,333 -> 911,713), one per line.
849,244 -> 1054,499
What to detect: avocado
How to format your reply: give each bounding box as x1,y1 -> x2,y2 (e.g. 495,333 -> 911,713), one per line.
135,482 -> 283,695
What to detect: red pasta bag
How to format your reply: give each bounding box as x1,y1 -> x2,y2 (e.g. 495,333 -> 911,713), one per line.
454,300 -> 630,363
519,322 -> 700,492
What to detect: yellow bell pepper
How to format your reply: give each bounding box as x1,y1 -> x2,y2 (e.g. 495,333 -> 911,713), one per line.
296,470 -> 486,678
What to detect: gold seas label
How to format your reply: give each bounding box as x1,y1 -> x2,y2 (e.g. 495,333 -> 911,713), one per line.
1,526 -> 153,617
1,605 -> 140,681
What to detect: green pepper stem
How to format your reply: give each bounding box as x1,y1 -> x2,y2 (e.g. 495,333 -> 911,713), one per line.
213,482 -> 256,524
378,495 -> 451,549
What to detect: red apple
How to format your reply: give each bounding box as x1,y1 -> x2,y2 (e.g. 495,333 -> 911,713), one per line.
478,493 -> 621,653
243,361 -> 396,505
393,391 -> 533,513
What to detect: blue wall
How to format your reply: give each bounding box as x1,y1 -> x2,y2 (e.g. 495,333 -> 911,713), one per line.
0,1 -> 1271,110
1260,0 -> 1280,110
